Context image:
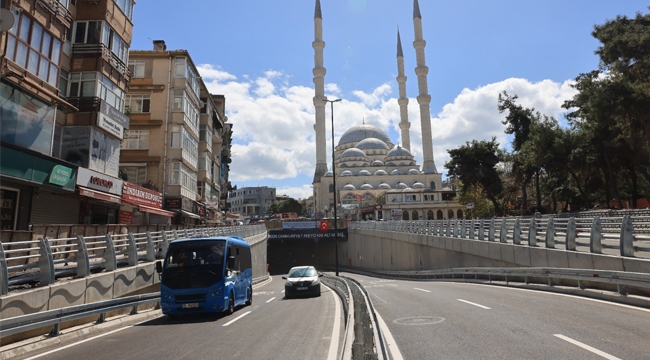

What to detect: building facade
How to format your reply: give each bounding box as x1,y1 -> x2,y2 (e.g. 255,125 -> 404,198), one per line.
121,41 -> 230,225
310,0 -> 463,221
228,186 -> 276,219
1,0 -> 137,229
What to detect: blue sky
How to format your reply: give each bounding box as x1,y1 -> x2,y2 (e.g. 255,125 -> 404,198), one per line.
130,1 -> 648,200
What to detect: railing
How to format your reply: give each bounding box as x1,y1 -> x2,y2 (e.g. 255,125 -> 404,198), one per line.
71,44 -> 131,81
350,215 -> 650,258
0,225 -> 267,295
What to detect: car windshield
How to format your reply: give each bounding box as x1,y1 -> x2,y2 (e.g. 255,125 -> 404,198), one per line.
289,267 -> 317,277
162,240 -> 226,289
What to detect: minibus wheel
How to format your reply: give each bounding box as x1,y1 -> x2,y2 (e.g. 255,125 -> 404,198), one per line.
245,286 -> 252,306
227,292 -> 235,314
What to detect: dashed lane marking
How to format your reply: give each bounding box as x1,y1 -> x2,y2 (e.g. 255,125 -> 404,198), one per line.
554,334 -> 622,360
457,299 -> 491,309
266,297 -> 276,303
222,311 -> 251,327
414,288 -> 431,293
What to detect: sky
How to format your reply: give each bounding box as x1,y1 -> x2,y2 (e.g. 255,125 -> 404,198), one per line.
130,0 -> 648,200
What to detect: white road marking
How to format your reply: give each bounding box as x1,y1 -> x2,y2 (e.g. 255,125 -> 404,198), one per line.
254,291 -> 275,296
554,334 -> 622,360
281,290 -> 285,293
325,284 -> 342,360
371,293 -> 388,304
222,311 -> 251,327
414,288 -> 431,293
266,297 -> 276,303
374,309 -> 404,360
457,299 -> 491,309
23,315 -> 163,359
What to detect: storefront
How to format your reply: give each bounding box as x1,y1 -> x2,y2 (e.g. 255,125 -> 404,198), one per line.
163,196 -> 201,225
0,143 -> 79,230
120,182 -> 173,225
76,168 -> 122,225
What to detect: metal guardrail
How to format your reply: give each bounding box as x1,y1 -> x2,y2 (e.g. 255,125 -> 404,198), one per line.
350,215 -> 650,258
322,275 -> 354,360
0,225 -> 268,295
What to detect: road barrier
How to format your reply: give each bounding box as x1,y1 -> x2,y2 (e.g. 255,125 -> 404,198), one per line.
0,225 -> 267,296
350,215 -> 650,258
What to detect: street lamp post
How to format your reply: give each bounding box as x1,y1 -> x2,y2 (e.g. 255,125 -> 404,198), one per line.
324,97 -> 341,276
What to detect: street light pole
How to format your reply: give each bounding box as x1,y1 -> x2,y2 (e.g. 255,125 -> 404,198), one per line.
324,97 -> 341,276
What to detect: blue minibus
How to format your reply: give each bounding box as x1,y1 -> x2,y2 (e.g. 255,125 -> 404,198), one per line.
155,235 -> 252,317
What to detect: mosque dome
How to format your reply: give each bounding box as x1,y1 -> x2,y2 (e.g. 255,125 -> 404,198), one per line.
355,138 -> 390,151
338,148 -> 368,159
412,182 -> 425,189
386,145 -> 413,158
391,169 -> 403,175
324,171 -> 333,177
338,124 -> 392,146
359,170 -> 371,176
374,170 -> 388,175
408,169 -> 420,174
341,170 -> 353,176
360,183 -> 373,190
371,160 -> 385,166
378,183 -> 391,189
395,182 -> 408,189
343,184 -> 356,190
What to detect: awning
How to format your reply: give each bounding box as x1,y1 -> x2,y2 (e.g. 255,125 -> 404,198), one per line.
78,187 -> 121,204
139,205 -> 174,217
181,210 -> 201,219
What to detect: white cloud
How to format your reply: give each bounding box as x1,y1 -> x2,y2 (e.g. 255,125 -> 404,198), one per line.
197,63 -> 577,194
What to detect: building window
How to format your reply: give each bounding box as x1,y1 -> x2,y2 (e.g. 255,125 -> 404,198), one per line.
5,11 -> 62,87
128,60 -> 145,78
68,72 -> 124,110
125,94 -> 150,113
120,165 -> 147,184
405,194 -> 417,202
169,162 -> 197,194
170,126 -> 181,148
121,130 -> 149,149
72,21 -> 127,63
59,69 -> 69,97
173,56 -> 200,99
172,90 -> 199,137
430,181 -> 436,190
114,0 -> 135,20
181,128 -> 198,168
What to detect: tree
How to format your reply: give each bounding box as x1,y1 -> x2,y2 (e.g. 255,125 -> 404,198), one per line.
445,138 -> 504,216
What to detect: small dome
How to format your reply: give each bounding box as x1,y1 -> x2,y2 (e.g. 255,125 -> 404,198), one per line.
408,169 -> 420,174
359,170 -> 371,176
374,170 -> 388,175
341,170 -> 353,176
378,183 -> 391,189
338,124 -> 392,146
343,184 -> 356,190
403,187 -> 416,192
324,171 -> 333,177
360,183 -> 373,190
371,160 -> 384,166
395,182 -> 408,189
338,148 -> 368,159
412,182 -> 425,189
355,138 -> 390,151
386,145 -> 413,158
391,169 -> 403,175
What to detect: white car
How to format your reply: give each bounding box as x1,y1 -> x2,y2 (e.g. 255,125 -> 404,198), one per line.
282,266 -> 322,298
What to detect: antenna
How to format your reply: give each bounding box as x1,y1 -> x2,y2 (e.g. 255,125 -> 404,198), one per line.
0,9 -> 17,32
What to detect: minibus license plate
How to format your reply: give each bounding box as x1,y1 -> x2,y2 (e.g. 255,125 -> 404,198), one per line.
297,287 -> 307,290
182,303 -> 199,309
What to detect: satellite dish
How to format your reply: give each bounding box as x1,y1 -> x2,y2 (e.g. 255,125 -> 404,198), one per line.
0,8 -> 16,32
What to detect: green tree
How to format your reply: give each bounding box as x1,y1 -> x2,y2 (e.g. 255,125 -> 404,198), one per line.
445,138 -> 504,216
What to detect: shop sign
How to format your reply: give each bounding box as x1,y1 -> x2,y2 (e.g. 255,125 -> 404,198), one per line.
122,182 -> 162,208
118,210 -> 133,224
76,168 -> 123,196
61,127 -> 120,178
100,100 -> 130,129
48,165 -> 73,186
164,197 -> 181,210
390,209 -> 403,220
361,205 -> 381,213
97,113 -> 124,139
182,197 -> 193,212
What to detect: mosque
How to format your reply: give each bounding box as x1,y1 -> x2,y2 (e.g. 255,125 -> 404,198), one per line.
311,0 -> 465,221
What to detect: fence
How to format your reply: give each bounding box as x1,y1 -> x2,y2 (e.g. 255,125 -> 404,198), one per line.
350,215 -> 650,259
0,225 -> 267,296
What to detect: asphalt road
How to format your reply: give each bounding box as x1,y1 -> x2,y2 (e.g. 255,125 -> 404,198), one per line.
346,273 -> 650,360
19,276 -> 342,360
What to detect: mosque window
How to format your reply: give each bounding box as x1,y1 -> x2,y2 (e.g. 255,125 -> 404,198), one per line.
329,184 -> 334,193
430,181 -> 436,190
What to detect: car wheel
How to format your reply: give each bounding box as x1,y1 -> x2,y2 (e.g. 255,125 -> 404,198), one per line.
245,286 -> 252,306
227,292 -> 235,314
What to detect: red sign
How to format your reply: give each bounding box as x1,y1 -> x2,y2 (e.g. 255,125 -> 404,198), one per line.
319,220 -> 329,232
122,182 -> 163,208
118,210 -> 133,224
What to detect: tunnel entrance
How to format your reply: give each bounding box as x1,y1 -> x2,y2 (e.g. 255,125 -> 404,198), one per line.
266,228 -> 347,275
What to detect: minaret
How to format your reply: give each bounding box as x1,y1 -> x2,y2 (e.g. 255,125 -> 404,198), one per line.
412,0 -> 437,173
312,0 -> 328,182
396,29 -> 411,152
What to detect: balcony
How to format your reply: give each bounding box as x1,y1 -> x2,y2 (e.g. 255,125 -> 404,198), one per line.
66,97 -> 101,112
37,0 -> 73,29
72,44 -> 131,82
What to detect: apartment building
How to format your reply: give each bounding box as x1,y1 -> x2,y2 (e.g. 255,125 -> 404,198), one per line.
1,0 -> 136,229
121,41 -> 230,225
228,186 -> 276,218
